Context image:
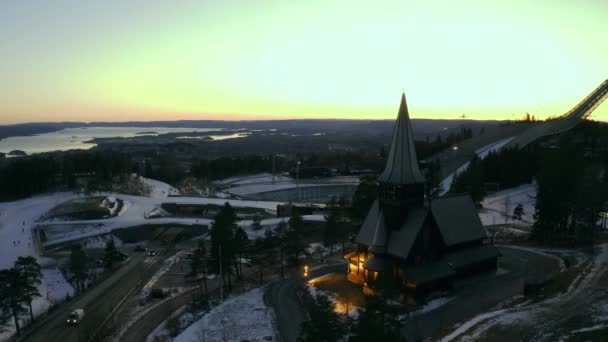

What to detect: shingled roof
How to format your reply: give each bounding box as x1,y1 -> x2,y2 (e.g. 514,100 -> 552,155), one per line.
356,200 -> 427,260
378,93 -> 425,185
430,195 -> 486,246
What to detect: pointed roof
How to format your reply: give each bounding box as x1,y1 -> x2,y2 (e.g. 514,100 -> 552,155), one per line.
378,93 -> 425,185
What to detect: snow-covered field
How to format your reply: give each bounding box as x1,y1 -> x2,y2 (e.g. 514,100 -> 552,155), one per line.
140,176 -> 180,198
0,192 -> 77,339
214,173 -> 293,186
0,176 -> 289,339
478,183 -> 537,226
171,288 -> 277,342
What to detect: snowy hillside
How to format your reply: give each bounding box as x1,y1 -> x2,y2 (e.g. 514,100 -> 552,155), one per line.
172,288 -> 277,342
139,176 -> 180,198
478,183 -> 537,226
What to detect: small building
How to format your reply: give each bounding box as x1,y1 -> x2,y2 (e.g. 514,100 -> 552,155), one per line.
345,93 -> 499,303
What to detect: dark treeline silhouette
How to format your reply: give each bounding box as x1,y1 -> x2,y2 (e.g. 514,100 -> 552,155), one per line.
0,151 -> 133,200
450,120 -> 608,246
532,121 -> 608,245
450,146 -> 539,204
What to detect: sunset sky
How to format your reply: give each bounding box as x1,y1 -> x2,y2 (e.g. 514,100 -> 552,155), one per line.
0,0 -> 606,124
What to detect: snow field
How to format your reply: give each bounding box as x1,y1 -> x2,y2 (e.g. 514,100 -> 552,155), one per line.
172,288 -> 277,342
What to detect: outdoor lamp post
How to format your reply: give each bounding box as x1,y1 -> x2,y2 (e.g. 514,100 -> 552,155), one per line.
296,161 -> 301,201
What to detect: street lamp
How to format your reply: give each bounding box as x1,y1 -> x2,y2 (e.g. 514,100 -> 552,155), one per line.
303,264 -> 309,278
296,161 -> 301,201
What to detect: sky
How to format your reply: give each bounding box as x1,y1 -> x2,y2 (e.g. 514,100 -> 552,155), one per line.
0,0 -> 606,124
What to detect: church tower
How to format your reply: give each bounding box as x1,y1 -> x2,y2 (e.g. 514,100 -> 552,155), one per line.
377,93 -> 425,230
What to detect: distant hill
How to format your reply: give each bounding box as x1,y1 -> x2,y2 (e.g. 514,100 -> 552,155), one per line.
0,119 -> 504,141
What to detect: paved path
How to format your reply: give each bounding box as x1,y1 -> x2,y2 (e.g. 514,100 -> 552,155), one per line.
264,262 -> 347,342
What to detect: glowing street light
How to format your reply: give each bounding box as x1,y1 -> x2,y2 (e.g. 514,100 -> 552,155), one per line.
303,264 -> 309,278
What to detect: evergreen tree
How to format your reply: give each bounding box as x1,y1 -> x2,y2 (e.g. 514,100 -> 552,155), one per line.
14,256 -> 42,321
350,176 -> 377,222
0,269 -> 28,336
69,244 -> 88,293
349,296 -> 405,342
287,211 -> 306,262
210,203 -> 238,291
275,221 -> 289,278
299,293 -> 345,342
513,204 -> 524,223
103,239 -> 121,269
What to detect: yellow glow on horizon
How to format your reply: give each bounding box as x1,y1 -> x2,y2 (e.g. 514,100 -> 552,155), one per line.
0,0 -> 606,124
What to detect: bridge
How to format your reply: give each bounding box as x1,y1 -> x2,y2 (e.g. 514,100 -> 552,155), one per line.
429,79 -> 608,181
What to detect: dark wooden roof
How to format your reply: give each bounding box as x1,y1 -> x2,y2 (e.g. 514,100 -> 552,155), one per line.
445,245 -> 500,270
408,260 -> 455,285
430,195 -> 486,246
356,200 -> 427,259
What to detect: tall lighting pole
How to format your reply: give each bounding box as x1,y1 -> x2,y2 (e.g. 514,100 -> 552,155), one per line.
296,161 -> 301,202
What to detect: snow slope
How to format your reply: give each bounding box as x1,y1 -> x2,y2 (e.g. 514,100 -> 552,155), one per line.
0,192 -> 76,339
438,137 -> 515,196
478,183 -> 537,226
173,288 -> 277,342
139,176 -> 180,198
214,173 -> 293,186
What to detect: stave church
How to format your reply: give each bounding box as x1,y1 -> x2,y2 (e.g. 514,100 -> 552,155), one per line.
345,93 -> 499,303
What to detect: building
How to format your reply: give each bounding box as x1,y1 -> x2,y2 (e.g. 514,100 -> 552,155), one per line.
345,93 -> 499,303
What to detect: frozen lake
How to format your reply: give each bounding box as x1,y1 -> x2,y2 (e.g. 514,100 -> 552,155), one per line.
0,126 -> 222,155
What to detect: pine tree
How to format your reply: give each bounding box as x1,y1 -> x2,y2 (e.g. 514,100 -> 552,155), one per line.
287,211 -> 306,262
349,296 -> 405,342
14,256 -> 42,322
0,269 -> 28,336
69,244 -> 88,293
103,238 -> 121,269
299,293 -> 345,342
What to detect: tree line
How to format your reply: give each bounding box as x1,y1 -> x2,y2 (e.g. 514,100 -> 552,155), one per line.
532,122 -> 608,245
0,151 -> 133,201
449,146 -> 540,204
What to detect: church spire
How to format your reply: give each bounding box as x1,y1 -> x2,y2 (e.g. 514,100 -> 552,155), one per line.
378,92 -> 424,185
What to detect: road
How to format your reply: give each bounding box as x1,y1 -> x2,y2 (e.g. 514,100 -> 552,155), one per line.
118,260 -> 264,342
440,245 -> 605,341
18,253 -> 161,342
264,262 -> 346,342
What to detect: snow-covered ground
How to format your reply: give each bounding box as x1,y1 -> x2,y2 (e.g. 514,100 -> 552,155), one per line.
438,137 -> 515,196
172,288 -> 277,342
142,250 -> 189,298
478,183 -> 537,226
240,214 -> 326,240
214,173 -> 293,186
0,192 -> 77,339
474,137 -> 515,159
438,161 -> 470,197
0,176 -> 289,339
140,176 -> 180,198
441,245 -> 605,341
